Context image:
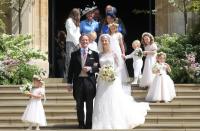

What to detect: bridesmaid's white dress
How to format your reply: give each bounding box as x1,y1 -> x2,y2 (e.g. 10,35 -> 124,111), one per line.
110,33 -> 130,94
21,87 -> 47,126
140,43 -> 157,87
92,52 -> 150,129
145,63 -> 176,102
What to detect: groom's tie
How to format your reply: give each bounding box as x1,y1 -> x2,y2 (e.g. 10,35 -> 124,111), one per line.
83,48 -> 87,61
80,48 -> 88,77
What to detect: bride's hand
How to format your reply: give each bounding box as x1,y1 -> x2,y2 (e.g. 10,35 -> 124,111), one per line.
121,54 -> 126,60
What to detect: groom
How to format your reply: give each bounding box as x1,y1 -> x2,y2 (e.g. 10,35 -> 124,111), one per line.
67,34 -> 100,129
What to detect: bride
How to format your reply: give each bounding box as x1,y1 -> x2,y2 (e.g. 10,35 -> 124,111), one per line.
92,34 -> 150,129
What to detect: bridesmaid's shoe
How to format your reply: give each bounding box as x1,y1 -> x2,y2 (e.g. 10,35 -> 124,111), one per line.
36,124 -> 40,130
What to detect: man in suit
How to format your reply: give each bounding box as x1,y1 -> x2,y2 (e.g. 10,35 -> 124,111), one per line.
67,34 -> 99,129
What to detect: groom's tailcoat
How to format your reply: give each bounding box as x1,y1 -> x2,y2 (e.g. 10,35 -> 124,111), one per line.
67,49 -> 99,100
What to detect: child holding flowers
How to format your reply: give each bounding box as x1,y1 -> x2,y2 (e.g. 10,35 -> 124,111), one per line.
123,40 -> 143,84
21,75 -> 47,130
145,52 -> 176,103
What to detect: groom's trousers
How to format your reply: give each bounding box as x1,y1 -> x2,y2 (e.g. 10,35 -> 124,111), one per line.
73,77 -> 96,129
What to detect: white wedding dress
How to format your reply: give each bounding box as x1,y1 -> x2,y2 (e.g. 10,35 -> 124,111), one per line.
92,52 -> 150,129
110,33 -> 131,95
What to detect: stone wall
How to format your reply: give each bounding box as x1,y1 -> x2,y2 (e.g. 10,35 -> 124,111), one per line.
155,0 -> 199,36
11,0 -> 49,77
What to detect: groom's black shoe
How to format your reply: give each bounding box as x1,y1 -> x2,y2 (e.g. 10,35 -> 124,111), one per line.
78,124 -> 85,129
85,124 -> 92,129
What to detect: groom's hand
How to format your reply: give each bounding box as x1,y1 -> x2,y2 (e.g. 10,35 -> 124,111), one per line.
82,66 -> 92,72
66,84 -> 73,92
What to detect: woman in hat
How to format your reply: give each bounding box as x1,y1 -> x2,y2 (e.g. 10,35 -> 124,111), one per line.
80,5 -> 99,35
101,5 -> 126,36
21,75 -> 47,130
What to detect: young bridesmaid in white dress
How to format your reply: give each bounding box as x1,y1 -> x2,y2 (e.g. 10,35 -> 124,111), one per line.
108,22 -> 130,95
140,32 -> 157,88
21,75 -> 47,130
145,52 -> 176,102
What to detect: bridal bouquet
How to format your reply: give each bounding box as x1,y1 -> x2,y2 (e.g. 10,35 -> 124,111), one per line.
152,63 -> 161,74
19,83 -> 32,94
99,64 -> 116,82
134,48 -> 143,58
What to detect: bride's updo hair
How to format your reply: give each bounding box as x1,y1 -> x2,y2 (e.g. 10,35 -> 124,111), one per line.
98,34 -> 112,53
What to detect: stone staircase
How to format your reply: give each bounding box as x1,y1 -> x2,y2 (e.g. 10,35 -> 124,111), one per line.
0,83 -> 200,131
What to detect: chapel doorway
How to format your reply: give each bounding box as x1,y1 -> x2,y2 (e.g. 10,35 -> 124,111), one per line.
48,0 -> 155,77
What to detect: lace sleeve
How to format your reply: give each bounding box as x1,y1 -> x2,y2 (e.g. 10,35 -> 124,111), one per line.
112,52 -> 120,70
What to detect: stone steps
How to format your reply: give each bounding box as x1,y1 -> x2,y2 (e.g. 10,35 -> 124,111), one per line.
1,89 -> 200,97
0,123 -> 200,130
0,83 -> 200,130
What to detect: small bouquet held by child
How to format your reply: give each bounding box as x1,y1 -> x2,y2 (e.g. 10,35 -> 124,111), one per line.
19,83 -> 32,94
99,64 -> 116,82
152,63 -> 162,74
134,48 -> 143,58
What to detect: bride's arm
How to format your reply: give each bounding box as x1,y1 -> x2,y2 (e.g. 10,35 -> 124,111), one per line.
113,53 -> 121,72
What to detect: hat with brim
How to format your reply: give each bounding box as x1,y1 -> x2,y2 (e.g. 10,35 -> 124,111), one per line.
81,6 -> 97,16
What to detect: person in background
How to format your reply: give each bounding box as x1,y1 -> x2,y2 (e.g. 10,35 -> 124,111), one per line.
88,31 -> 98,53
108,23 -> 130,95
80,5 -> 99,35
104,5 -> 126,36
55,31 -> 66,78
65,8 -> 81,80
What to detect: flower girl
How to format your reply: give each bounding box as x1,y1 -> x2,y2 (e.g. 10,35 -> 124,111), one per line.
145,52 -> 176,103
123,40 -> 143,84
21,75 -> 47,130
139,32 -> 157,88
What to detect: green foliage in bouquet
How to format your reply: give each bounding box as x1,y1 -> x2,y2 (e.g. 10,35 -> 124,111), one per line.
0,34 -> 47,85
155,33 -> 200,83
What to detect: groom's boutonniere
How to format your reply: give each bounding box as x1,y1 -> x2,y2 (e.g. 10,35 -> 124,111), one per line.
88,50 -> 92,55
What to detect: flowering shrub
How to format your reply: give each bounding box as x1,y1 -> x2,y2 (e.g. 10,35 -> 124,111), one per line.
183,53 -> 200,83
0,34 -> 47,85
155,33 -> 200,83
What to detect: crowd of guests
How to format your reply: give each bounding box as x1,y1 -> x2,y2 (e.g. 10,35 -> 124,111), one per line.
41,3 -> 177,130
54,4 -> 176,102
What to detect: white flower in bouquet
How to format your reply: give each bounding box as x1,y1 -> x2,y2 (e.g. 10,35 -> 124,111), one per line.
152,63 -> 162,74
99,64 -> 116,82
19,83 -> 32,94
134,48 -> 143,58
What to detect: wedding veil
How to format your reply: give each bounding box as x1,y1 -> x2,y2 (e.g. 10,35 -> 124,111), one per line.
98,34 -> 114,53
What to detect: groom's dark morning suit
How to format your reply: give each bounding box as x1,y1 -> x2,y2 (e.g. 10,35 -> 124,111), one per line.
68,48 -> 99,129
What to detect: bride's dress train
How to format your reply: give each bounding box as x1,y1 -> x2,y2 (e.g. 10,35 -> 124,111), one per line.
92,52 -> 150,129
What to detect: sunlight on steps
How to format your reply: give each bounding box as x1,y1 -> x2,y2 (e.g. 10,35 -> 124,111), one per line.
0,81 -> 200,130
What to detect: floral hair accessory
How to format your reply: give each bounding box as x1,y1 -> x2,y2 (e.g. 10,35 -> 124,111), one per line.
108,23 -> 119,28
33,75 -> 43,82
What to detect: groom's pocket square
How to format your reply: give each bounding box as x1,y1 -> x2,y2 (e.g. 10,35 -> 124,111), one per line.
89,58 -> 94,60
